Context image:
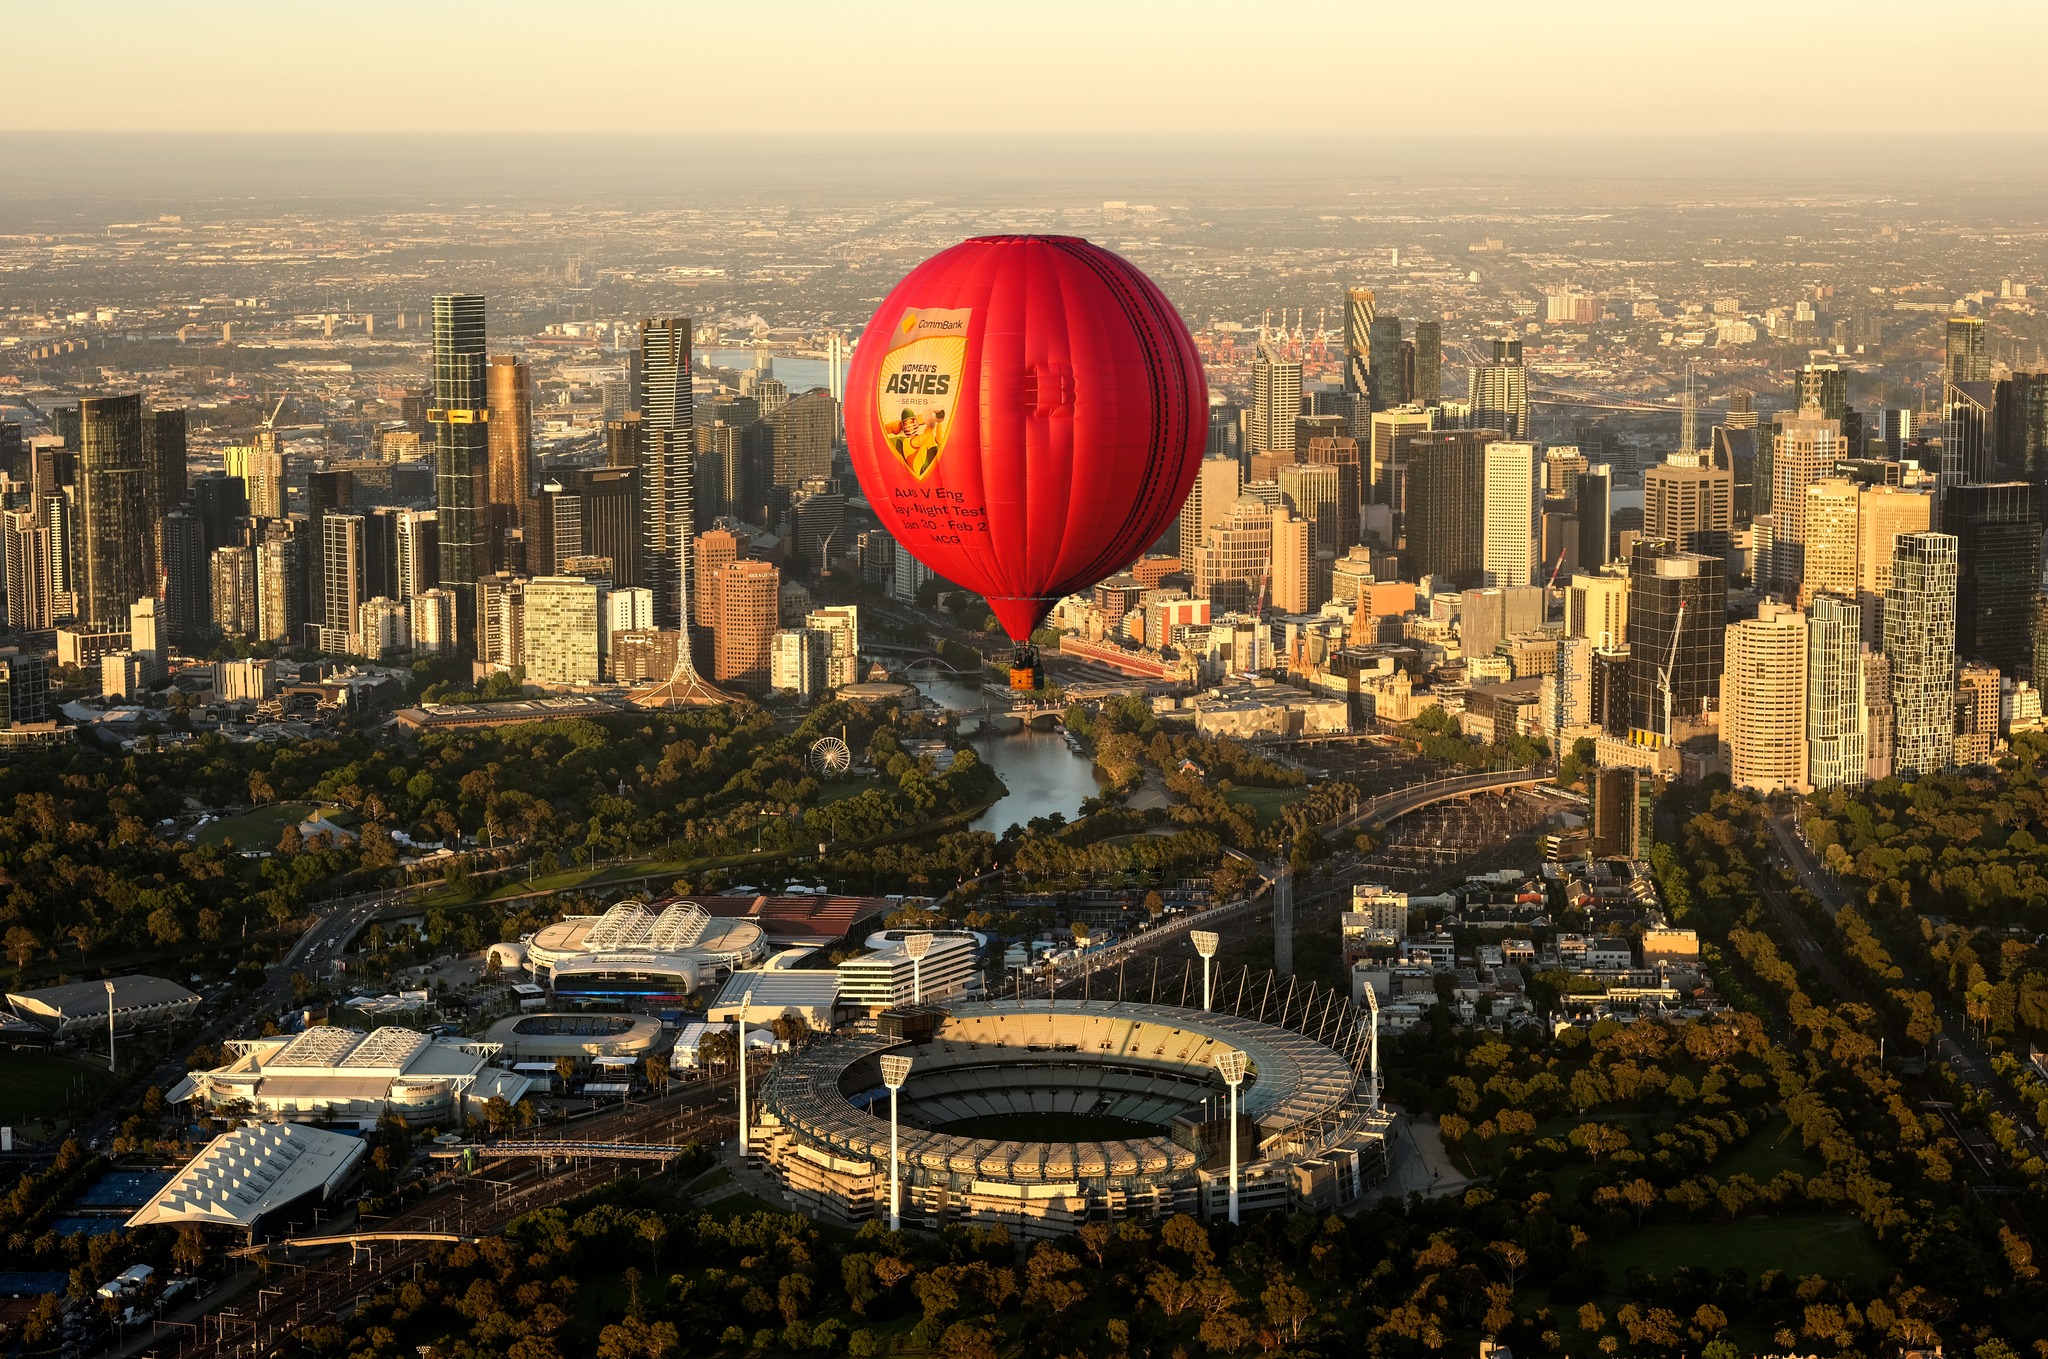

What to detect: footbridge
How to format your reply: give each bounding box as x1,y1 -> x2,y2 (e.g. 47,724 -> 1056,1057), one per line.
1321,766 -> 1547,835
423,1140 -> 689,1161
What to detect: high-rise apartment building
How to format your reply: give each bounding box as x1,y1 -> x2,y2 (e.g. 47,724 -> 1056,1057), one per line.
1943,482 -> 2042,678
804,605 -> 861,689
714,559 -> 780,692
3,505 -> 63,632
256,526 -> 304,645
1644,461 -> 1734,560
640,317 -> 696,629
1722,601 -> 1809,793
211,545 -> 257,638
1482,441 -> 1538,587
410,588 -> 455,658
431,294 -> 489,645
1884,531 -> 1958,778
486,356 -> 533,571
1469,339 -> 1529,439
248,434 -> 286,519
75,395 -> 151,628
143,408 -> 188,555
693,528 -> 742,629
1249,346 -> 1303,455
1276,462 -> 1342,569
1806,595 -> 1867,790
1626,540 -> 1726,743
524,576 -> 602,685
321,513 -> 366,654
394,509 -> 438,601
357,597 -> 410,660
158,507 -> 209,647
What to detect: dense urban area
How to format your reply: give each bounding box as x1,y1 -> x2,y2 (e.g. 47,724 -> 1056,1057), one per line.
0,142 -> 2045,1359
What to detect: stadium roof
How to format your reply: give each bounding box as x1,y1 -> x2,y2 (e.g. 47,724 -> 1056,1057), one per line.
707,969 -> 840,1022
127,1124 -> 364,1230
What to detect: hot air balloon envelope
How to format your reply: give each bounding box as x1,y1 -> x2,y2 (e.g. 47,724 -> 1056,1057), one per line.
845,236 -> 1208,666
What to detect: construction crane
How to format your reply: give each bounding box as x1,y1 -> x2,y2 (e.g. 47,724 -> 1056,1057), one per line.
1239,562 -> 1271,678
1657,600 -> 1688,746
1544,541 -> 1571,590
261,388 -> 289,435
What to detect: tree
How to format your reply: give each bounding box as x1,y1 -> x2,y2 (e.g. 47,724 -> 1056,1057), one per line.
3,925 -> 38,969
1262,1274 -> 1313,1341
554,1056 -> 577,1086
1569,1122 -> 1630,1161
1486,1241 -> 1528,1292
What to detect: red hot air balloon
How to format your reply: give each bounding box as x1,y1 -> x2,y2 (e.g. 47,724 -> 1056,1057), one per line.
845,236 -> 1208,689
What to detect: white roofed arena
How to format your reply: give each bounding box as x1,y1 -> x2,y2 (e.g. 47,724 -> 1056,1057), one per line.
752,992 -> 1390,1238
523,900 -> 770,999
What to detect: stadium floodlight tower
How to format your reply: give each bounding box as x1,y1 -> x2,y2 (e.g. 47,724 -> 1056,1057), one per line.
1216,1047 -> 1248,1225
735,987 -> 757,1156
879,1053 -> 914,1230
1191,930 -> 1220,1011
904,932 -> 935,1004
105,980 -> 117,1074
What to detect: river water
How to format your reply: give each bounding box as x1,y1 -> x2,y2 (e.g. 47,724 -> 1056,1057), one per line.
912,677 -> 1103,835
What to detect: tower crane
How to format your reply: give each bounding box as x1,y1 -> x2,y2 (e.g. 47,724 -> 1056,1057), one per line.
1657,600 -> 1688,746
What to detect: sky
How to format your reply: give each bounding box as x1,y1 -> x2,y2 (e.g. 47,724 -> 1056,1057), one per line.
12,0 -> 2048,138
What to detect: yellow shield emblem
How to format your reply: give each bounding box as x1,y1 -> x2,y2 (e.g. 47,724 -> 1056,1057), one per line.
877,307 -> 970,480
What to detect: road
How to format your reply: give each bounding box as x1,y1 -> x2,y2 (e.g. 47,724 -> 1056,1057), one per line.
1765,809 -> 2045,1164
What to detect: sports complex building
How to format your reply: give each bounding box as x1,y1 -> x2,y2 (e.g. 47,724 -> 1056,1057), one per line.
753,995 -> 1389,1237
515,900 -> 771,997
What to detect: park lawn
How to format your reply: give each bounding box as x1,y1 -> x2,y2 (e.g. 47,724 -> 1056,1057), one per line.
194,802 -> 357,848
1593,1213 -> 1885,1288
1222,786 -> 1306,827
0,1050 -> 119,1124
1714,1114 -> 1823,1182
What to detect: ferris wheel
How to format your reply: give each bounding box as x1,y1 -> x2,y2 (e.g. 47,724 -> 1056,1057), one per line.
809,736 -> 852,777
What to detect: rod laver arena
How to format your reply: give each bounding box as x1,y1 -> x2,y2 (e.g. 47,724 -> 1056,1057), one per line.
751,995 -> 1390,1237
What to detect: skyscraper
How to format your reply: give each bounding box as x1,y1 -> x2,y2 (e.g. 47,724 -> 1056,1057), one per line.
1805,595 -> 1867,790
1404,431 -> 1488,588
1792,362 -> 1848,423
3,506 -> 63,632
1721,601 -> 1809,793
1566,572 -> 1628,650
1884,531 -> 1958,778
1626,540 -> 1726,743
1643,462 -> 1734,561
158,506 -> 209,647
1942,380 -> 1997,488
394,509 -> 438,601
321,513 -> 366,654
143,407 -> 188,548
1249,346 -> 1303,455
576,467 -> 641,590
1344,289 -> 1374,399
1799,478 -> 1860,604
486,355 -> 534,571
1769,401 -> 1842,589
1197,495 -> 1275,613
1177,454 -> 1242,585
431,294 -> 489,645
1577,465 -> 1613,569
1368,315 -> 1405,411
693,527 -> 741,630
1411,321 -> 1442,405
714,559 -> 780,692
256,524 -> 305,645
1854,484 -> 1933,644
1269,508 -> 1315,614
771,389 -> 838,488
640,317 -> 696,629
604,413 -> 644,471
1947,316 -> 1990,385
524,576 -> 602,686
248,433 -> 286,519
211,545 -> 257,638
1302,436 -> 1362,555
75,395 -> 151,628
1277,461 -> 1342,567
1482,441 -> 1538,587
1943,482 -> 2043,677
1469,339 -> 1529,439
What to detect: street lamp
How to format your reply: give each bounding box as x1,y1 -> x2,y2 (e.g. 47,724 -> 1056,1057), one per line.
879,1053 -> 913,1230
1217,1048 -> 1247,1225
904,933 -> 935,1005
735,987 -> 756,1157
104,981 -> 116,1074
1191,931 -> 1219,1012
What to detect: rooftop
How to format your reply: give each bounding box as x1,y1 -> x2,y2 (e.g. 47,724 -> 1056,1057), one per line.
126,1124 -> 365,1231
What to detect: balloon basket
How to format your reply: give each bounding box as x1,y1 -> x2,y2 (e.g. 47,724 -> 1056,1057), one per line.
1009,644 -> 1042,693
